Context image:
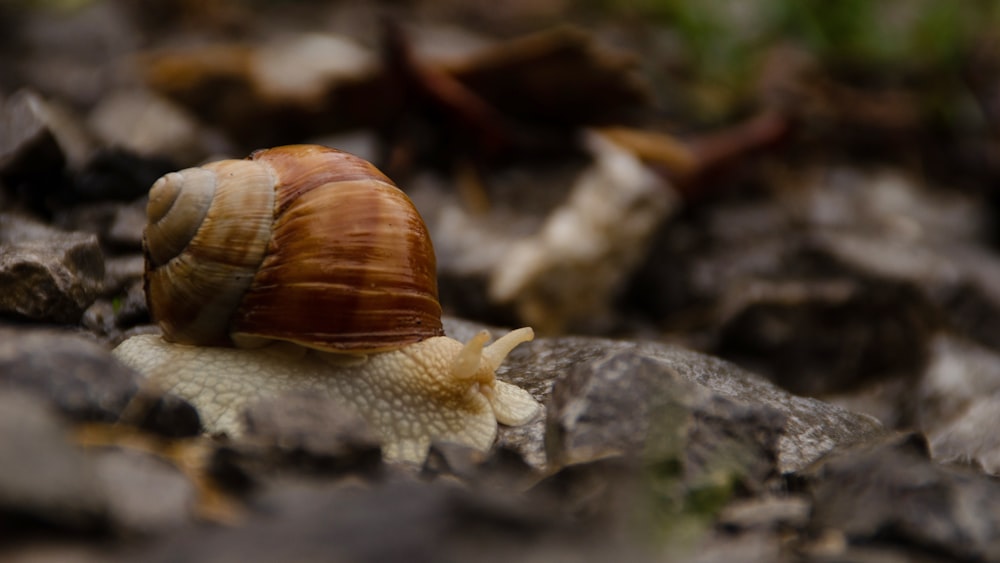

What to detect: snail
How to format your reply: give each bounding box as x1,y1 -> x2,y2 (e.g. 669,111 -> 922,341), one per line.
112,144 -> 542,463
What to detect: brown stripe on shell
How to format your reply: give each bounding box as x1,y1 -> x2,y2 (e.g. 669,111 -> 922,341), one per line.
231,149 -> 443,353
250,145 -> 394,216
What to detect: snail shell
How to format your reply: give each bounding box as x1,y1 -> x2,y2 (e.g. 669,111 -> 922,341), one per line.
144,144 -> 444,352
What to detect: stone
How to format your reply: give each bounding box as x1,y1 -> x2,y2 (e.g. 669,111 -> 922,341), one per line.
716,495 -> 810,532
713,273 -> 937,396
547,351 -> 784,495
0,325 -> 199,437
73,147 -> 175,202
918,334 -> 1000,474
622,168 -> 1000,404
88,89 -> 219,165
121,388 -> 202,439
421,442 -> 538,491
0,90 -> 85,212
0,325 -> 137,422
800,433 -> 1000,561
54,199 -> 146,250
89,446 -> 196,535
497,335 -> 883,473
82,298 -> 119,341
135,479 -> 643,563
113,279 -> 150,329
0,390 -> 108,535
0,213 -> 104,323
101,253 -> 143,296
232,393 -> 382,476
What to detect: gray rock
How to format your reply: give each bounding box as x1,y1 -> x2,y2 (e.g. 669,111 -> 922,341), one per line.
0,213 -> 104,323
122,388 -> 202,439
801,432 -> 1000,561
625,169 -> 1000,405
112,279 -> 149,329
229,393 -> 382,476
0,89 -> 91,177
716,495 -> 810,532
0,325 -> 199,437
0,325 -> 137,422
89,446 -> 196,535
712,271 -> 937,396
101,253 -> 143,297
918,334 -> 1000,474
136,479 -> 644,563
0,390 -> 108,534
82,298 -> 121,343
547,351 -> 784,493
88,89 -> 221,165
53,199 -> 146,251
421,442 -> 539,492
498,335 -> 883,474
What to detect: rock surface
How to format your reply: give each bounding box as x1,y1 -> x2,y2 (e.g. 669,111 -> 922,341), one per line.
800,433 -> 1000,561
0,213 -> 104,323
494,334 -> 883,473
0,325 -> 199,436
0,391 -> 109,535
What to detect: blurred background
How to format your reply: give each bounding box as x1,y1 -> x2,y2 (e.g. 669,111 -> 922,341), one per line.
6,0 -> 1000,432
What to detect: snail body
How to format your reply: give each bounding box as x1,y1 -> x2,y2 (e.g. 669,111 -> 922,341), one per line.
112,145 -> 540,462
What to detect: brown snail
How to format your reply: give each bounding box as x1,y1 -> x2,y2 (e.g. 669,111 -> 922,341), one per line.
112,144 -> 541,462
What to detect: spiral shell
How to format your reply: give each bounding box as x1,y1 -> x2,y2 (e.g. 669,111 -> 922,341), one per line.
144,144 -> 444,352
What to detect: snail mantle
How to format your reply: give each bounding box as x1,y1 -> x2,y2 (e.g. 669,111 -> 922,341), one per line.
111,145 -> 542,463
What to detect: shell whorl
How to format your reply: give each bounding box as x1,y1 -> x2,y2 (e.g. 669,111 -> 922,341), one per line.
143,144 -> 444,352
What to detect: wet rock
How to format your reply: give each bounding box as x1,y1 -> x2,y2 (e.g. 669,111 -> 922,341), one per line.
89,446 -> 197,535
799,433 -> 1000,561
0,325 -> 199,437
0,390 -> 109,536
0,213 -> 104,323
498,335 -> 883,473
